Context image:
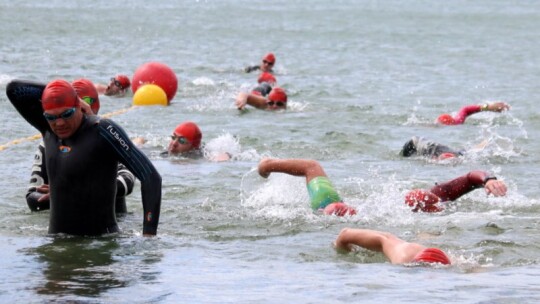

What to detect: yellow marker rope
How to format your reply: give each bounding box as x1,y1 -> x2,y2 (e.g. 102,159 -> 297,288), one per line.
0,106 -> 136,152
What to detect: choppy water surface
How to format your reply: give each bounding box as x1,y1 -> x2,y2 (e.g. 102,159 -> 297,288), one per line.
1,0 -> 540,302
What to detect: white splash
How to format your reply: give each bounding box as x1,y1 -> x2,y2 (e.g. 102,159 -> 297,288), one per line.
192,77 -> 215,86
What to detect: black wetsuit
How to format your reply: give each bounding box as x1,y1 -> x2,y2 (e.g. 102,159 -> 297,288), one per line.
251,82 -> 273,97
244,65 -> 274,74
7,80 -> 162,236
26,141 -> 136,213
244,65 -> 261,73
400,136 -> 464,158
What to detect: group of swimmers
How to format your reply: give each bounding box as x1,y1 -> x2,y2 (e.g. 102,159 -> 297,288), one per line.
5,52 -> 511,266
241,53 -> 510,265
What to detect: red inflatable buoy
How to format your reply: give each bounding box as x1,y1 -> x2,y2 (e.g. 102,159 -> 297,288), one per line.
132,62 -> 178,103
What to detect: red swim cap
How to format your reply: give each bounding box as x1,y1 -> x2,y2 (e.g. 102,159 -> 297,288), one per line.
174,121 -> 202,149
438,152 -> 457,160
114,74 -> 131,90
72,78 -> 100,114
41,79 -> 79,111
258,72 -> 276,85
413,248 -> 451,265
323,202 -> 357,216
263,53 -> 275,64
437,114 -> 456,125
404,189 -> 442,213
268,87 -> 287,103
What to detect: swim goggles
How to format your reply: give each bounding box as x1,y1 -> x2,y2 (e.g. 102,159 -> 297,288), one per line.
171,134 -> 188,144
43,108 -> 77,121
267,101 -> 285,107
111,78 -> 124,89
82,96 -> 96,105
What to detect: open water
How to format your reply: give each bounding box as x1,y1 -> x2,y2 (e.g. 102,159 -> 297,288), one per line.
0,0 -> 539,303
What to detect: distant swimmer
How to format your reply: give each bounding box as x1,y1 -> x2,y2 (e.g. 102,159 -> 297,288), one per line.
133,121 -> 231,161
404,171 -> 507,212
164,121 -> 204,158
437,101 -> 510,125
236,87 -> 288,111
26,78 -> 135,214
95,74 -> 131,97
257,158 -> 357,216
400,136 -> 465,160
334,228 -> 451,265
6,79 -> 161,236
244,53 -> 276,74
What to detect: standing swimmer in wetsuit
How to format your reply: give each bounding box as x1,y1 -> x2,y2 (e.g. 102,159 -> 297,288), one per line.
26,78 -> 135,214
6,79 -> 162,236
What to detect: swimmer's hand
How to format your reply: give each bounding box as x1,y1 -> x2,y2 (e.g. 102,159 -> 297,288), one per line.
209,152 -> 231,162
79,98 -> 95,115
235,92 -> 248,110
333,241 -> 352,254
37,193 -> 50,202
486,101 -> 510,112
36,184 -> 50,202
485,179 -> 507,197
131,137 -> 147,147
258,158 -> 272,178
244,66 -> 258,73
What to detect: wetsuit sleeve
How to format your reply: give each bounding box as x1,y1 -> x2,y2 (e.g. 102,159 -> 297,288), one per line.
6,80 -> 50,134
429,170 -> 491,202
453,105 -> 482,124
116,163 -> 135,197
244,65 -> 260,73
251,83 -> 273,97
26,142 -> 49,211
98,119 -> 161,235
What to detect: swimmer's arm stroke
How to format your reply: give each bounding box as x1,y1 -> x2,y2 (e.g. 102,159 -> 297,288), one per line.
244,65 -> 260,73
236,92 -> 269,110
98,118 -> 162,236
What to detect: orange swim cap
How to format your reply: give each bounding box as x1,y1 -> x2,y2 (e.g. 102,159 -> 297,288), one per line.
268,87 -> 287,103
412,248 -> 451,265
437,114 -> 456,125
257,72 -> 276,85
72,78 -> 100,114
174,121 -> 202,149
404,189 -> 442,213
263,53 -> 275,64
322,202 -> 357,216
41,79 -> 79,111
